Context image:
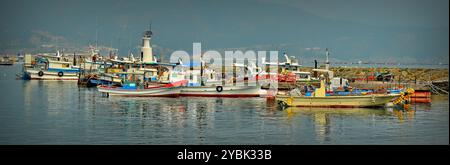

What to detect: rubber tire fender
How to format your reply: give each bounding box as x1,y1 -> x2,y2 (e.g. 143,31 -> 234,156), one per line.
216,86 -> 223,92
58,71 -> 64,77
38,71 -> 44,77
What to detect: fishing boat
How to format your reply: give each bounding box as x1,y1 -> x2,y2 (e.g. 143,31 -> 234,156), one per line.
178,68 -> 263,97
176,57 -> 264,97
98,79 -> 188,97
180,84 -> 261,97
277,94 -> 400,108
258,53 -> 300,89
21,52 -> 80,80
276,77 -> 402,108
24,67 -> 79,80
0,56 -> 14,65
81,29 -> 184,87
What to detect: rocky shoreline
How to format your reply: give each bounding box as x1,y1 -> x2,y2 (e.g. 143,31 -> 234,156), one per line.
299,67 -> 448,93
299,67 -> 448,83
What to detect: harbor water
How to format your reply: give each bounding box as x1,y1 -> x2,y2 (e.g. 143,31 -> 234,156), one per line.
0,65 -> 448,144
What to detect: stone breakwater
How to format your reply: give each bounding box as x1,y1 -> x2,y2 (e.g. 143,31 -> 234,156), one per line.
299,67 -> 448,92
300,67 -> 448,83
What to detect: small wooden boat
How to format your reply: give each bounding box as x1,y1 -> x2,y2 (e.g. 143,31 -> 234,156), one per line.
410,90 -> 432,103
276,79 -> 401,108
180,84 -> 261,97
97,80 -> 188,97
276,94 -> 400,108
0,56 -> 14,65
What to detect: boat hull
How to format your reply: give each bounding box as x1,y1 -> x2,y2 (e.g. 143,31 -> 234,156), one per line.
97,86 -> 181,97
410,90 -> 432,103
180,85 -> 261,97
276,94 -> 400,108
410,97 -> 432,103
24,69 -> 79,81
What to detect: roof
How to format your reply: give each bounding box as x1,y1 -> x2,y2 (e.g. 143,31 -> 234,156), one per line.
292,71 -> 311,74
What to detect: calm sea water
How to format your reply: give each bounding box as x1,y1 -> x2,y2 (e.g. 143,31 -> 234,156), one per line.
0,65 -> 448,144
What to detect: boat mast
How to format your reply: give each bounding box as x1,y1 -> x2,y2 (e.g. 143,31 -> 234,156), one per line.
95,16 -> 99,50
127,24 -> 131,60
73,52 -> 76,66
325,48 -> 330,71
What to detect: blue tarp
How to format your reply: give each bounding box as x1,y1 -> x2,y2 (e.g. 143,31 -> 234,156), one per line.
334,90 -> 373,96
122,83 -> 137,89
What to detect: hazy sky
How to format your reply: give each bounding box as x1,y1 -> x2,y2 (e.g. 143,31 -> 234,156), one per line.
0,0 -> 448,64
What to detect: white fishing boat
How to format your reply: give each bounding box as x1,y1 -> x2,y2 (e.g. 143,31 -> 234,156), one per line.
180,84 -> 262,97
24,68 -> 79,80
86,29 -> 179,87
22,52 -> 80,81
0,56 -> 15,65
177,58 -> 264,97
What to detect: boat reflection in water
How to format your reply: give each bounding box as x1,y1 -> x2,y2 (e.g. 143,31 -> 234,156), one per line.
9,63 -> 447,144
386,101 -> 435,123
283,106 -> 413,143
72,94 -> 268,144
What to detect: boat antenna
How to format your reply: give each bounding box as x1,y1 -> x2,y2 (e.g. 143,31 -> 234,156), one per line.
73,52 -> 76,66
325,48 -> 330,71
148,20 -> 152,32
127,24 -> 131,57
95,16 -> 99,50
117,37 -> 121,57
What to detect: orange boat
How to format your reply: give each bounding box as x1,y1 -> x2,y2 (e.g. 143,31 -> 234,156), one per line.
410,90 -> 432,103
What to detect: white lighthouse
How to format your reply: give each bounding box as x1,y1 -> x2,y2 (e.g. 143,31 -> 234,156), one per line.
141,30 -> 154,63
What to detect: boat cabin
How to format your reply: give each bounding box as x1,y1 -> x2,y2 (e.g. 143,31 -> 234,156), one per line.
292,71 -> 312,81
48,60 -> 72,69
330,77 -> 349,90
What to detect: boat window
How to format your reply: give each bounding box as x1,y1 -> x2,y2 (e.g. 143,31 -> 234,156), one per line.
298,74 -> 309,79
